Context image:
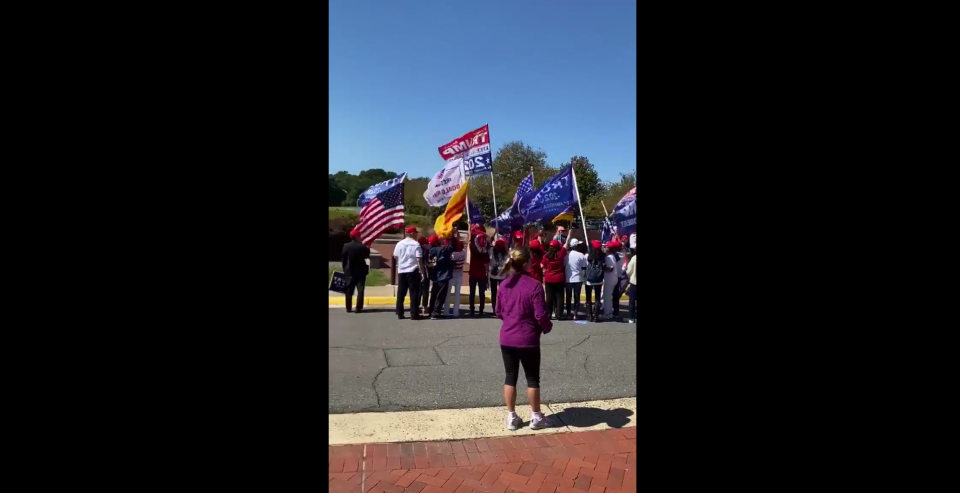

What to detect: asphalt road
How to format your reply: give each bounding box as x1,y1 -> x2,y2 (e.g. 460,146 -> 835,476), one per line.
329,304 -> 636,414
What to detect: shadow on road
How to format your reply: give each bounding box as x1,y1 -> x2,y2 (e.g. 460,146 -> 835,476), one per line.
341,308 -> 399,314
550,407 -> 634,429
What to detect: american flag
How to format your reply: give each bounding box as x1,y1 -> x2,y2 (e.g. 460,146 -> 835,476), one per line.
358,181 -> 405,246
514,173 -> 535,204
600,216 -> 616,244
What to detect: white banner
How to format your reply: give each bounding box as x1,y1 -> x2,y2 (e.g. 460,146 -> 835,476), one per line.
423,158 -> 465,207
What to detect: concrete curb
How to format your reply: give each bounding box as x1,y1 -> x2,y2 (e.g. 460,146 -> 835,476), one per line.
329,397 -> 637,445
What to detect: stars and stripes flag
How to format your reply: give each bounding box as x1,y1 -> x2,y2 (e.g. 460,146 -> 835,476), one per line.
357,178 -> 406,246
514,173 -> 535,204
495,172 -> 535,236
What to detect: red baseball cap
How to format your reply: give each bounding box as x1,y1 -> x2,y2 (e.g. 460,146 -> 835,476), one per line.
406,226 -> 418,233
549,240 -> 561,248
606,240 -> 621,249
428,235 -> 439,244
513,230 -> 523,240
591,240 -> 601,249
494,238 -> 506,247
529,240 -> 541,250
418,237 -> 428,245
349,230 -> 361,238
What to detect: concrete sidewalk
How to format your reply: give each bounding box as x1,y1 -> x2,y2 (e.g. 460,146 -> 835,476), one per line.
330,285 -> 622,307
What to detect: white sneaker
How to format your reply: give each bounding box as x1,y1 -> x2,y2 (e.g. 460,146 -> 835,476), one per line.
506,413 -> 522,431
530,413 -> 550,430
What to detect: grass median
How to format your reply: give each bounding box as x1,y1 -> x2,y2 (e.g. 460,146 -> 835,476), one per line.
328,265 -> 389,287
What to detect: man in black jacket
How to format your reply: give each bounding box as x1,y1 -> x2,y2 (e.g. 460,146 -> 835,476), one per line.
341,229 -> 371,313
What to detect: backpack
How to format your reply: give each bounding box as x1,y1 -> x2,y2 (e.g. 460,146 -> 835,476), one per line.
586,257 -> 605,283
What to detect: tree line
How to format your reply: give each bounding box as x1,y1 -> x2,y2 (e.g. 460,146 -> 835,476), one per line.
329,140 -> 635,225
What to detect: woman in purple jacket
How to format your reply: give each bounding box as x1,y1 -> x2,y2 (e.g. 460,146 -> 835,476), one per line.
495,246 -> 553,431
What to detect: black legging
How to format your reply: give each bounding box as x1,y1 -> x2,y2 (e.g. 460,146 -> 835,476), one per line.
544,282 -> 565,318
500,345 -> 541,388
490,278 -> 502,311
585,284 -> 602,318
565,282 -> 582,316
628,284 -> 636,320
469,277 -> 487,314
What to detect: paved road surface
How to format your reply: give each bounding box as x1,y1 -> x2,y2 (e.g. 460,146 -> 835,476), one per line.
329,306 -> 636,414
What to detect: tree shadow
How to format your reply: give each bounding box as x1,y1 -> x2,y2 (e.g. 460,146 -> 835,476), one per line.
548,407 -> 634,429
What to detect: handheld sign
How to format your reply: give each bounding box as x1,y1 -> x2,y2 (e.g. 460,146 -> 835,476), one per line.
329,271 -> 348,294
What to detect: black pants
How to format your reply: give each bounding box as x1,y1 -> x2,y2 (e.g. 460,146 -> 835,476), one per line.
544,282 -> 565,318
500,345 -> 541,388
469,277 -> 487,314
345,275 -> 366,312
628,284 -> 636,320
565,282 -> 583,316
430,279 -> 449,316
489,278 -> 502,312
612,280 -> 625,316
585,284 -> 602,318
396,270 -> 422,319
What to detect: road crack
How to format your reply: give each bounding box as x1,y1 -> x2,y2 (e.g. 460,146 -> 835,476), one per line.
565,335 -> 592,357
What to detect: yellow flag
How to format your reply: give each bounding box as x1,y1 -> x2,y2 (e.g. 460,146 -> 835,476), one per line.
434,181 -> 469,237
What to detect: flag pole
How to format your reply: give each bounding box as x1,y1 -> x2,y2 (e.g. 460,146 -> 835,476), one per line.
487,124 -> 499,237
571,165 -> 592,253
524,167 -> 535,245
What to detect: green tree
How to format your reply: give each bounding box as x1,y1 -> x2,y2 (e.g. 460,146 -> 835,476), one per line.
328,181 -> 347,206
560,156 -> 606,214
585,171 -> 635,218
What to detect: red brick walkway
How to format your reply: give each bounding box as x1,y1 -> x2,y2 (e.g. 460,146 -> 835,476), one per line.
328,428 -> 636,493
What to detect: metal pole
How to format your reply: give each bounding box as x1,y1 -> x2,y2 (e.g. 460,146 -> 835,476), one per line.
571,166 -> 592,253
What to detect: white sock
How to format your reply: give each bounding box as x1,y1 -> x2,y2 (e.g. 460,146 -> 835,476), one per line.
508,411 -> 517,418
531,411 -> 543,419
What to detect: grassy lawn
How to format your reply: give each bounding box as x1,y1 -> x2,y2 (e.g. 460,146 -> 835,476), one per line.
328,265 -> 389,287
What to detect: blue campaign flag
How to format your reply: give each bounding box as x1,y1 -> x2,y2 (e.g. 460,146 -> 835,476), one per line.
494,173 -> 535,236
611,187 -> 636,236
468,198 -> 484,226
517,166 -> 578,224
358,174 -> 406,207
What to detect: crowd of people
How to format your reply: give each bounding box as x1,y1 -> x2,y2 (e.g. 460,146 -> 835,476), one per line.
341,223 -> 636,323
340,223 -> 636,431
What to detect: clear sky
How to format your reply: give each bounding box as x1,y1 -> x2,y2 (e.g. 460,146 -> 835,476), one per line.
329,0 -> 636,183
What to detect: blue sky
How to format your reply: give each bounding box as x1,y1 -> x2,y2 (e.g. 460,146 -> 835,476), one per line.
329,0 -> 636,183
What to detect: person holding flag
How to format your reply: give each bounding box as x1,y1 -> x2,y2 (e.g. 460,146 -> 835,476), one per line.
468,223 -> 491,317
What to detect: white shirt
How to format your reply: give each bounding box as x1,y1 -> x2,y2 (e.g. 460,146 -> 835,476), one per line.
565,250 -> 587,283
630,233 -> 636,250
394,238 -> 422,274
604,254 -> 619,283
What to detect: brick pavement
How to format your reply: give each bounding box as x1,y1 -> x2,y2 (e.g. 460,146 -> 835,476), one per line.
328,428 -> 636,493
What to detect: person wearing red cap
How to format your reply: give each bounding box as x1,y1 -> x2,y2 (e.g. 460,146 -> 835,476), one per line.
341,229 -> 371,313
417,237 -> 431,315
599,240 -> 622,320
488,237 -> 509,311
394,226 -> 427,320
584,240 -> 610,322
468,224 -> 491,317
447,228 -> 467,317
541,229 -> 574,320
427,231 -> 456,319
527,239 -> 545,286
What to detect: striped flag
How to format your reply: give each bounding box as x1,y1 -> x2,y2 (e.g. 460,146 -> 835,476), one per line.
551,205 -> 576,223
357,178 -> 405,246
434,180 -> 469,238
